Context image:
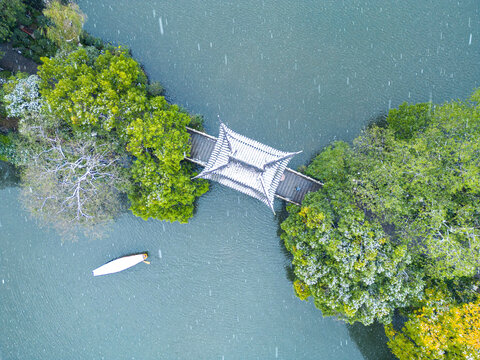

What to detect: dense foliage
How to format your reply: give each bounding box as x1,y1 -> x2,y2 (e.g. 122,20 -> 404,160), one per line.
1,0 -> 57,63
3,73 -> 129,232
281,142 -> 425,325
349,99 -> 480,279
38,47 -> 147,135
4,74 -> 42,118
0,133 -> 15,162
385,290 -> 480,360
281,88 -> 480,327
43,0 -> 85,50
3,46 -> 208,231
126,96 -> 208,222
37,48 -> 208,222
0,0 -> 25,42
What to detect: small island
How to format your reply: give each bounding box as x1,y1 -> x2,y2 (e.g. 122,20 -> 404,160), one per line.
1,0 -> 479,359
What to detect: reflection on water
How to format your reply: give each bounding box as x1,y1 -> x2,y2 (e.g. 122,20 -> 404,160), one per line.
348,322 -> 396,360
1,0 -> 479,358
0,161 -> 19,189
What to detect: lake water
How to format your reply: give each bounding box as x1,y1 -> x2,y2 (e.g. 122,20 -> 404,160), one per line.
1,0 -> 479,359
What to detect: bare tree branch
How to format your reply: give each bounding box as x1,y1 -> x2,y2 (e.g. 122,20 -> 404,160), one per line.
21,136 -> 129,231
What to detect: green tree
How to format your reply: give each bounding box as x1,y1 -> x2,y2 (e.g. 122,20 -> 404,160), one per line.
350,97 -> 480,279
0,133 -> 16,162
386,102 -> 432,140
0,0 -> 26,42
281,142 -> 424,325
43,0 -> 85,50
3,73 -> 129,231
281,87 -> 480,324
38,47 -> 148,136
126,96 -> 208,222
37,47 -> 207,224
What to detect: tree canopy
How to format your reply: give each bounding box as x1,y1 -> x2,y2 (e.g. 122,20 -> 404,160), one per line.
0,0 -> 26,42
385,290 -> 480,360
281,142 -> 424,325
38,48 -> 207,222
349,97 -> 480,279
3,47 -> 208,231
38,47 -> 147,135
281,87 -> 480,326
43,0 -> 85,50
126,96 -> 208,222
3,73 -> 129,232
21,135 -> 129,228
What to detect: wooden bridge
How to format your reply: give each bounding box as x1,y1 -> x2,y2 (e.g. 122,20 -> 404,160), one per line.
186,127 -> 323,206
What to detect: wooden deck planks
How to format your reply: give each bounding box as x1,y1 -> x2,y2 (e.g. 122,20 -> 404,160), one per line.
275,168 -> 322,205
186,127 -> 216,166
185,127 -> 322,205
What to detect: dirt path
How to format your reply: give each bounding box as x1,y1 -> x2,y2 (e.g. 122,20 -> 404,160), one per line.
0,43 -> 38,74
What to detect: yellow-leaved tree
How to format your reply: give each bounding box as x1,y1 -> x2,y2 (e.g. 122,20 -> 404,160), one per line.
385,290 -> 480,360
43,0 -> 85,50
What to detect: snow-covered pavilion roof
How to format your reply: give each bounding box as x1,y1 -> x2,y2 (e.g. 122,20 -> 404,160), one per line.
194,123 -> 300,213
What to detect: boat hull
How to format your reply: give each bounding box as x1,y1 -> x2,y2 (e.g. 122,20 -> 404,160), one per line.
93,253 -> 147,276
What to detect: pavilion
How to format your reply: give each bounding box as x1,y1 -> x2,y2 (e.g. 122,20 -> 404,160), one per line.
194,123 -> 300,213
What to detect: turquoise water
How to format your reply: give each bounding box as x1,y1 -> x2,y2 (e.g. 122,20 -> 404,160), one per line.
1,0 -> 479,358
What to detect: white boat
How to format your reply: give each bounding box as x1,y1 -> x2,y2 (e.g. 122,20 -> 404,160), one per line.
93,253 -> 149,276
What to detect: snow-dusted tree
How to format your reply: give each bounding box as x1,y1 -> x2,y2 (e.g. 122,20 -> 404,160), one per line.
21,134 -> 129,232
3,74 -> 59,165
4,75 -> 43,119
3,73 -> 129,234
280,141 -> 425,325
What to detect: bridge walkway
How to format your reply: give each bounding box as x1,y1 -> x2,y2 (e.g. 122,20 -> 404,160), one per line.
186,127 -> 322,205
